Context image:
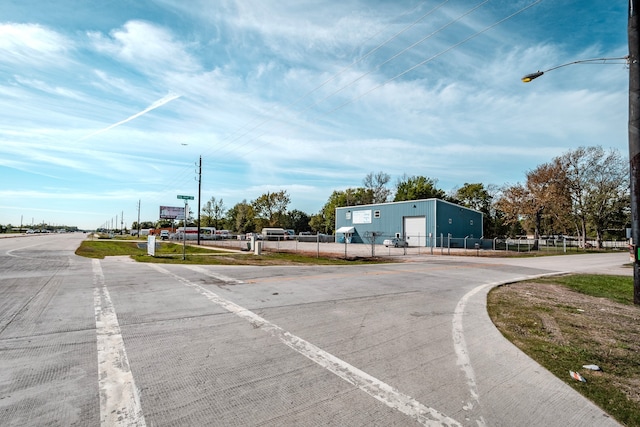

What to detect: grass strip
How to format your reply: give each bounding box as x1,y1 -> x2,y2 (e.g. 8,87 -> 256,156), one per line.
75,239 -> 389,265
488,274 -> 640,426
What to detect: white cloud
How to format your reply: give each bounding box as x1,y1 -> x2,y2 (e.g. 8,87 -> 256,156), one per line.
13,76 -> 84,100
0,0 -> 628,229
88,20 -> 201,75
0,23 -> 72,66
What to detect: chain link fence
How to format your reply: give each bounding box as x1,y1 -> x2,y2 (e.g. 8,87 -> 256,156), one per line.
200,233 -> 630,258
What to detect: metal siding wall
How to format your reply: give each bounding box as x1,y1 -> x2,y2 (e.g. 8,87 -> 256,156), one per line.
336,200 -> 437,245
434,200 -> 483,239
335,199 -> 481,245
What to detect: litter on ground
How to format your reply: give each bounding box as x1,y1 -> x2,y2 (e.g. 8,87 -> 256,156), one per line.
582,364 -> 601,371
570,371 -> 587,382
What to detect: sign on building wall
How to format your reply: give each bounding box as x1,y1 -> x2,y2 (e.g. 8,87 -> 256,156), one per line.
352,210 -> 372,224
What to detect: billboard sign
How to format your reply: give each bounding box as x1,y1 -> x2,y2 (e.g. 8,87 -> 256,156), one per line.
159,205 -> 185,220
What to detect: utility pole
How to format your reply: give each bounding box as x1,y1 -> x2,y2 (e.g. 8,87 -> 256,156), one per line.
197,155 -> 202,245
524,12 -> 637,303
629,0 -> 640,304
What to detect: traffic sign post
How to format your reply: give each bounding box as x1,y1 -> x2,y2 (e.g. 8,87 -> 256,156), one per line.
177,195 -> 193,260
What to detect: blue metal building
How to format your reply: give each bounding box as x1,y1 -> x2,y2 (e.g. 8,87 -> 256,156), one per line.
335,199 -> 483,247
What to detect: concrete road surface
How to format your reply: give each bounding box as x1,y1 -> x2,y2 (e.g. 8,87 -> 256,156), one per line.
0,233 -> 627,426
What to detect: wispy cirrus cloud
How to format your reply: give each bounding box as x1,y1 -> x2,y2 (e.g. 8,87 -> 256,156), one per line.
0,1 -> 628,229
13,76 -> 85,100
0,23 -> 72,65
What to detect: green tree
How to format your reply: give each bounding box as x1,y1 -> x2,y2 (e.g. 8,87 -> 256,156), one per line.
202,196 -> 226,229
309,212 -> 329,234
315,188 -> 374,234
453,183 -> 492,212
394,175 -> 446,201
343,187 -> 374,206
131,221 -> 155,230
283,209 -> 311,233
156,219 -> 175,228
252,190 -> 290,228
226,200 -> 255,234
453,183 -> 501,237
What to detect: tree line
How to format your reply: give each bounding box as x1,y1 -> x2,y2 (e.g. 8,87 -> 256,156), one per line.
132,145 -> 629,248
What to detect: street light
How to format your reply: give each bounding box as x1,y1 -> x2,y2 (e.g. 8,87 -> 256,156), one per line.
521,2 -> 639,305
521,56 -> 628,83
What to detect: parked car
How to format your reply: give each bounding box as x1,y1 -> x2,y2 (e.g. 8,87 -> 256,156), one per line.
160,230 -> 170,240
383,238 -> 408,248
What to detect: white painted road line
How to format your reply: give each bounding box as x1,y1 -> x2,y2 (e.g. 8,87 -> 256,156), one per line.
150,264 -> 463,427
93,259 -> 146,427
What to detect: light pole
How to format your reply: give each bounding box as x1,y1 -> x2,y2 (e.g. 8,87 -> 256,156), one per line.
521,1 -> 639,305
521,56 -> 628,83
197,155 -> 202,245
629,0 -> 640,305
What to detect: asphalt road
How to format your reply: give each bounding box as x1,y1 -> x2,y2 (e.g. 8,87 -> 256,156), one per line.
0,233 -> 628,426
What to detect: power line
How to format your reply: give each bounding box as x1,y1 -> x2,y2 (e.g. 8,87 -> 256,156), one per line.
149,0 -> 455,202
146,0 -> 544,218
324,0 -> 545,114
198,0 -> 490,163
197,0 -> 454,161
211,0 -> 542,162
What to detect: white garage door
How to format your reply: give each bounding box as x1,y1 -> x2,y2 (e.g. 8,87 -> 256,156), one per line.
403,216 -> 426,247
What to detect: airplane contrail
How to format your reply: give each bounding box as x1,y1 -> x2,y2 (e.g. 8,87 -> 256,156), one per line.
79,93 -> 181,141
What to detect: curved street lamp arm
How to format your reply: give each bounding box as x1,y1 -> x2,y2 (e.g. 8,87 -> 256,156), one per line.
521,56 -> 629,82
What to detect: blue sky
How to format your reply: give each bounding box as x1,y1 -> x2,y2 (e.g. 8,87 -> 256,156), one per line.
0,0 -> 629,230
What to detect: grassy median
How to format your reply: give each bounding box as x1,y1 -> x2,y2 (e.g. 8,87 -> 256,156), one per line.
488,274 -> 640,426
75,239 -> 389,265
